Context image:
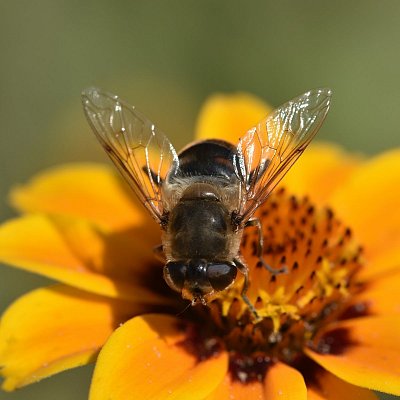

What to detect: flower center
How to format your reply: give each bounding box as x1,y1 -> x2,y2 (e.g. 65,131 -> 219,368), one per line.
186,188 -> 364,383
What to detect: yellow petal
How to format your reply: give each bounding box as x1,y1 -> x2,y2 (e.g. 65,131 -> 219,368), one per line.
46,215 -> 158,279
305,316 -> 400,395
10,163 -> 152,232
345,269 -> 400,317
307,365 -> 378,400
0,214 -> 166,304
330,149 -> 400,278
264,362 -> 307,399
89,314 -> 228,400
281,143 -> 361,207
0,285 -> 135,391
195,93 -> 272,143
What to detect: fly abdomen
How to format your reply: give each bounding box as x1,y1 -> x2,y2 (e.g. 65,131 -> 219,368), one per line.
168,140 -> 239,183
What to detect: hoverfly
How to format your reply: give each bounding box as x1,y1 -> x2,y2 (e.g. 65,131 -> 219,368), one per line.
82,88 -> 332,314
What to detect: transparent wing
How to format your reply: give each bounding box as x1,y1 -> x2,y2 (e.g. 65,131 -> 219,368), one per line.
82,87 -> 179,223
235,88 -> 332,223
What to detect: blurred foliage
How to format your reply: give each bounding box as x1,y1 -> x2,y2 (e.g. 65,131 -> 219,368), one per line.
0,1 -> 399,398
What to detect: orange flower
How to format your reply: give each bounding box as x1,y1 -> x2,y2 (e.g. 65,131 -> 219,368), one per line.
0,93 -> 399,399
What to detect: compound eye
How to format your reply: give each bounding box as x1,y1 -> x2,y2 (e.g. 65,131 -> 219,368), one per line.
207,262 -> 237,291
163,262 -> 187,292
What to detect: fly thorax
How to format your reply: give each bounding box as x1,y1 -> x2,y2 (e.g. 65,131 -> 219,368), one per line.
167,187 -> 232,260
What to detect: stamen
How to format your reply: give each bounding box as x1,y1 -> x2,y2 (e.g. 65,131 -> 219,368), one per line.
187,189 -> 365,383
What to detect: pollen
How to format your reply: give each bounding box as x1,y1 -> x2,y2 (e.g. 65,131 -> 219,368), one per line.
202,188 -> 363,381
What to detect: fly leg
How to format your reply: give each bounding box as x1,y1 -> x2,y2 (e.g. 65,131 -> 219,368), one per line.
233,257 -> 259,320
245,217 -> 288,275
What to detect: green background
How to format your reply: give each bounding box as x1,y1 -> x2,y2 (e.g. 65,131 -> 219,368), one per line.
0,1 -> 399,399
